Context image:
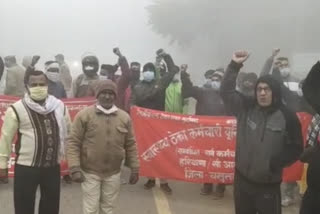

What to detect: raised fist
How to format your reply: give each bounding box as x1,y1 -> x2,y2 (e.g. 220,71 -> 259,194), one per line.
180,64 -> 188,72
232,51 -> 250,64
113,48 -> 122,57
272,48 -> 280,57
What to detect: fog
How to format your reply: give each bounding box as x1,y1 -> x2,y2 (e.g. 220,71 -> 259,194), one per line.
1,0 -> 320,82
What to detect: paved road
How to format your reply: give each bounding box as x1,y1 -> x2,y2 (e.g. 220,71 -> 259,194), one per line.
0,170 -> 300,214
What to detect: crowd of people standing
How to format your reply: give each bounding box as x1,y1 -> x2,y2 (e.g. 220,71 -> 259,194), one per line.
0,47 -> 319,214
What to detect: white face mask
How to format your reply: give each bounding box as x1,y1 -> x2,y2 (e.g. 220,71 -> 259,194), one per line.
84,65 -> 95,71
280,68 -> 291,78
99,75 -> 109,80
46,72 -> 60,82
211,81 -> 221,91
143,71 -> 155,82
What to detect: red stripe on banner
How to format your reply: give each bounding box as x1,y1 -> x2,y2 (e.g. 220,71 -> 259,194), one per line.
131,106 -> 312,184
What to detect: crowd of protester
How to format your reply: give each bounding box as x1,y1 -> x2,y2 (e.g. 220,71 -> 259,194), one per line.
0,48 -> 319,214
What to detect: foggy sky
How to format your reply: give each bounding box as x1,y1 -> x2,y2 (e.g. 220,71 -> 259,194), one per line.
0,0 -> 181,76
1,0 -> 320,81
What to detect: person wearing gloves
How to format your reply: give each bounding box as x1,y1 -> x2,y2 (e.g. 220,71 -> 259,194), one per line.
72,53 -> 100,98
0,66 -> 71,214
45,61 -> 67,99
67,79 -> 139,214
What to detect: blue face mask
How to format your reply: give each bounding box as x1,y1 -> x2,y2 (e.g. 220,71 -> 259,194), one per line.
143,71 -> 155,82
211,81 -> 221,91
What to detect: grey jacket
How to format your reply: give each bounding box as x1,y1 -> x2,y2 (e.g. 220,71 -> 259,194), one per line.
5,65 -> 25,97
221,61 -> 303,184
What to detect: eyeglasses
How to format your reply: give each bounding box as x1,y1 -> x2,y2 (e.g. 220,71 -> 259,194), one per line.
257,87 -> 271,94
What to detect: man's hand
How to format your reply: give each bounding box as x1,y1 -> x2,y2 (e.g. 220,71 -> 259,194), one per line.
113,48 -> 122,57
71,171 -> 85,183
31,55 -> 40,67
129,172 -> 139,185
0,168 -> 8,184
272,48 -> 280,58
180,64 -> 188,73
232,51 -> 250,64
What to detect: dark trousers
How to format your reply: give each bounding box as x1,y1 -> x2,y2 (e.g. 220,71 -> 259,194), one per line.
234,171 -> 281,214
300,187 -> 320,214
14,164 -> 61,214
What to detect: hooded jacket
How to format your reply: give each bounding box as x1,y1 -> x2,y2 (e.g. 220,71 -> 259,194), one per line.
221,61 -> 303,184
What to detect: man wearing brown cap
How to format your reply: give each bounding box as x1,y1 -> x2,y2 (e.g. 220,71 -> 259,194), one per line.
67,79 -> 139,214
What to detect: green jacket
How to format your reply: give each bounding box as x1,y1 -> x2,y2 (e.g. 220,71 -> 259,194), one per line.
165,81 -> 184,114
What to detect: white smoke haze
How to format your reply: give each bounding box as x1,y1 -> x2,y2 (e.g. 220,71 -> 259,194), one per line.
1,0 -> 320,82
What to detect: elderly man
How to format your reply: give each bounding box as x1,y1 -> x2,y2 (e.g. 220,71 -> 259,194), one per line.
67,79 -> 139,214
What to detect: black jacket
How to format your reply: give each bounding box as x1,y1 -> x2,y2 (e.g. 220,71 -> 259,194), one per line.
221,61 -> 303,184
303,61 -> 320,114
131,54 -> 177,111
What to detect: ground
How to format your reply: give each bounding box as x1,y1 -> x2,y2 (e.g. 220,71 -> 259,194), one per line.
0,169 -> 300,214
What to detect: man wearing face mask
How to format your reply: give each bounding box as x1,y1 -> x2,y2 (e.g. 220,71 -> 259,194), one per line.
261,49 -> 300,92
45,61 -> 67,99
67,79 -> 139,214
0,59 -> 71,213
181,67 -> 227,199
131,50 -> 178,194
72,53 -> 100,98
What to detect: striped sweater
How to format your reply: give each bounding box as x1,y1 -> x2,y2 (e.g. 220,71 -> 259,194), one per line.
0,99 -> 68,168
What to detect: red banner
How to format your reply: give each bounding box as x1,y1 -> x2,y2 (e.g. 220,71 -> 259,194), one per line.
0,96 -> 96,177
0,96 -> 312,183
131,107 -> 312,184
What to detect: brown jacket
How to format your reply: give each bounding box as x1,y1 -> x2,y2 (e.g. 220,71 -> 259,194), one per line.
67,105 -> 139,177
